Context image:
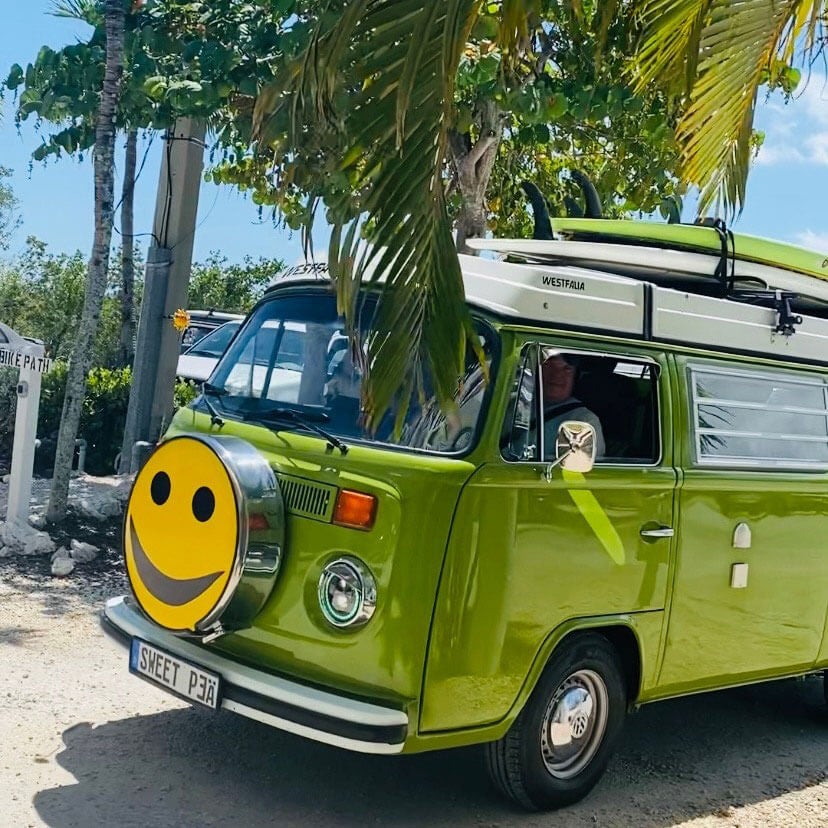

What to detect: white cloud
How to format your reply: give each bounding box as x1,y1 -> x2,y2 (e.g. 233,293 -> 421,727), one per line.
754,142 -> 805,166
762,99 -> 788,116
794,230 -> 828,254
754,81 -> 828,166
797,81 -> 828,126
805,132 -> 828,165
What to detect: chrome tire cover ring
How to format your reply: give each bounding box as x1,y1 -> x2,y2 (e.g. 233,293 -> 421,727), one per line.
539,668 -> 609,779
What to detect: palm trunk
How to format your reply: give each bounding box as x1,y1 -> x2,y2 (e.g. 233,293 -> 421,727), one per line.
119,128 -> 137,366
46,0 -> 125,522
449,99 -> 503,254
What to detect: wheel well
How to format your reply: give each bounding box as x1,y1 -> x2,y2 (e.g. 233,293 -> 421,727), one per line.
557,625 -> 642,704
597,625 -> 641,703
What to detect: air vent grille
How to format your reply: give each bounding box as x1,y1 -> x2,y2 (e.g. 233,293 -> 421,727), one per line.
277,474 -> 335,522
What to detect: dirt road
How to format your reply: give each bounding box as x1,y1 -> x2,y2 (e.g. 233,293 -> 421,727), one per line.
2,553 -> 826,828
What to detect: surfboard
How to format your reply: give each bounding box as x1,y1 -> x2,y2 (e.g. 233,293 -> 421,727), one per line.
547,218 -> 828,283
463,237 -> 828,312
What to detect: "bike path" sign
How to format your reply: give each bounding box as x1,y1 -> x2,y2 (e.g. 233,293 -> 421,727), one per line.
0,346 -> 53,374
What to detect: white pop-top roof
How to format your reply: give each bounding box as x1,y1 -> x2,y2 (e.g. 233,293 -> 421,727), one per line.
270,250 -> 828,367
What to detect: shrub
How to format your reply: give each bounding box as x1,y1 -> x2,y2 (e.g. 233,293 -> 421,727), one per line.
174,378 -> 199,410
0,366 -> 203,477
0,368 -> 17,473
15,363 -> 132,477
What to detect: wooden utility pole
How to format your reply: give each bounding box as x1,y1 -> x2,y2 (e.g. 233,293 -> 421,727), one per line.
119,118 -> 205,473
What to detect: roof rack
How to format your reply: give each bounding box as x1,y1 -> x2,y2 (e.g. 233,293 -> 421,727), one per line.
458,252 -> 828,367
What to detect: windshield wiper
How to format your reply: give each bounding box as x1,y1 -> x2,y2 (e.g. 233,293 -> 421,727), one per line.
199,382 -> 225,427
244,406 -> 348,455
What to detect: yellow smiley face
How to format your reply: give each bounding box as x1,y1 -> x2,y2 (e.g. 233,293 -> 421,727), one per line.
124,437 -> 240,632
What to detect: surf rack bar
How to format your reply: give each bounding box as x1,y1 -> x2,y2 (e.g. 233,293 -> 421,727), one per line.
706,220 -> 803,335
730,289 -> 804,337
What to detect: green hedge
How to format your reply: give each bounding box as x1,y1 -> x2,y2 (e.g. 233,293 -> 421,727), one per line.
32,364 -> 132,476
0,365 -> 197,477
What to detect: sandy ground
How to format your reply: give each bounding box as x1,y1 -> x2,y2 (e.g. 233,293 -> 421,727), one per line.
1,550 -> 826,828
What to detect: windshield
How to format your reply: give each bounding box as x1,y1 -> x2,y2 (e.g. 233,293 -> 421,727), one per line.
208,292 -> 495,454
185,322 -> 241,358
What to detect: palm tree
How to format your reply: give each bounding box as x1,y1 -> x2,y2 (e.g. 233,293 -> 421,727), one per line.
254,1 -> 821,425
254,2 -> 617,426
119,128 -> 138,366
635,0 -> 824,214
51,1 -> 139,368
47,0 -> 125,521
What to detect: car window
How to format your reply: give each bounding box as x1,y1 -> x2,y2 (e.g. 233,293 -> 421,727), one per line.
503,346 -> 660,464
208,293 -> 496,455
186,322 -> 240,358
690,365 -> 828,468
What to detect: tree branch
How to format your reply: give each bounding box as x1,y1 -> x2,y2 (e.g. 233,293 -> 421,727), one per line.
466,131 -> 499,167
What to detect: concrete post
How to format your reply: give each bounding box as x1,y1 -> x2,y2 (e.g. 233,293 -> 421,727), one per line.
118,118 -> 205,473
149,118 -> 206,439
7,343 -> 44,527
118,247 -> 172,473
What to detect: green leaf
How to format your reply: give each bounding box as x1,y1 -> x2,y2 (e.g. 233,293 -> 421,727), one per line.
168,80 -> 203,93
239,76 -> 258,96
5,63 -> 24,90
255,0 -> 478,429
182,40 -> 202,63
543,93 -> 568,121
143,75 -> 167,101
472,15 -> 498,41
476,53 -> 500,84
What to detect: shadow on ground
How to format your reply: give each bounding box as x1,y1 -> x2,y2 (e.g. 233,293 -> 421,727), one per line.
34,676 -> 827,828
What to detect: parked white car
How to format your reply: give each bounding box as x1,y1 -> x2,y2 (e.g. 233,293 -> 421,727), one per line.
176,320 -> 241,383
177,317 -> 353,406
179,310 -> 244,354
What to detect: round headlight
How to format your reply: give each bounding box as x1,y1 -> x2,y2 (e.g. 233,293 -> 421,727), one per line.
318,557 -> 376,628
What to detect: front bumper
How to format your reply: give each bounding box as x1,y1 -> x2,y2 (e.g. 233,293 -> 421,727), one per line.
102,596 -> 408,754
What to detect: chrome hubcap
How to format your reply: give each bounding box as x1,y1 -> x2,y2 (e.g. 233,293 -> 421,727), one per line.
540,669 -> 608,779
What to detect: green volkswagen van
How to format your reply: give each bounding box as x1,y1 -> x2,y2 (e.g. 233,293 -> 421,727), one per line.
105,235 -> 828,811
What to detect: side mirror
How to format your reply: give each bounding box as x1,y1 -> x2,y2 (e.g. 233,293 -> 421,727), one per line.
555,421 -> 596,473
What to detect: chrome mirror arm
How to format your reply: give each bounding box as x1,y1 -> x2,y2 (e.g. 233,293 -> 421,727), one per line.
542,448 -> 573,482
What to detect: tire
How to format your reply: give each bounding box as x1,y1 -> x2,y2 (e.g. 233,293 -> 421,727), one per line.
485,633 -> 628,811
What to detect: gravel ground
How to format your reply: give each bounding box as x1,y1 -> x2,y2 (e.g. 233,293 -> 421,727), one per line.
1,546 -> 826,827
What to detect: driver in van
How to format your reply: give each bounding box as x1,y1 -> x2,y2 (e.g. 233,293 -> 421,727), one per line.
541,353 -> 605,459
325,347 -> 362,401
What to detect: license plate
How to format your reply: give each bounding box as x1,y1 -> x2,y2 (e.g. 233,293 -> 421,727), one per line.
129,638 -> 221,710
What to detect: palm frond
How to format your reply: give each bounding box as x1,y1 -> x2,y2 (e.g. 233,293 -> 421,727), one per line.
499,0 -> 543,58
255,0 -> 479,428
635,0 -> 711,94
50,0 -> 102,25
636,0 -> 823,215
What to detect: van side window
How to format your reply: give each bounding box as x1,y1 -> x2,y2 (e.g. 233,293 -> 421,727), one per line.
503,348 -> 660,464
690,365 -> 828,467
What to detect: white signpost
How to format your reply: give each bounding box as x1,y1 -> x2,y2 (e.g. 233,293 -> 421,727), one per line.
1,323 -> 51,529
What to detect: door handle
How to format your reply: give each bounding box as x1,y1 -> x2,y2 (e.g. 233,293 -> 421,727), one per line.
640,526 -> 674,539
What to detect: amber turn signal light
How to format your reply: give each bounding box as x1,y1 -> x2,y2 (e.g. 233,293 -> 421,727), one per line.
333,489 -> 377,530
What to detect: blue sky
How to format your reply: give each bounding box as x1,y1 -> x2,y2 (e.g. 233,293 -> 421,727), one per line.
0,2 -> 314,266
2,2 -> 828,266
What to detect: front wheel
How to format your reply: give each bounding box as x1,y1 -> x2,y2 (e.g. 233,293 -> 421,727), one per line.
485,633 -> 628,811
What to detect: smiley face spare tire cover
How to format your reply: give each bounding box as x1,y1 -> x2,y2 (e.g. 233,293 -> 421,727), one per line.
124,434 -> 285,637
